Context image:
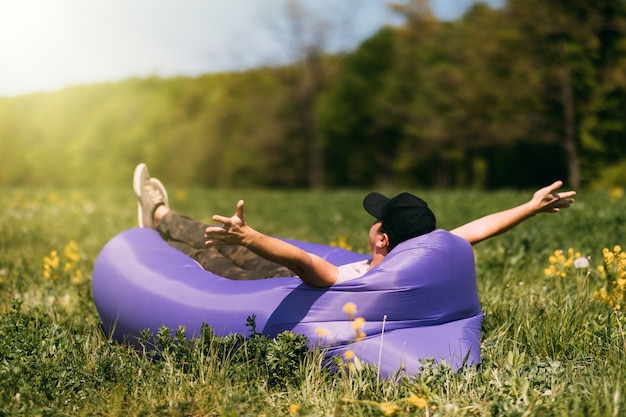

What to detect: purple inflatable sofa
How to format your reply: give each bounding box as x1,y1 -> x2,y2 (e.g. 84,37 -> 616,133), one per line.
92,227 -> 483,377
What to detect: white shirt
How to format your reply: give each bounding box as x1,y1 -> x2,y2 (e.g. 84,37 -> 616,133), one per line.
335,259 -> 371,284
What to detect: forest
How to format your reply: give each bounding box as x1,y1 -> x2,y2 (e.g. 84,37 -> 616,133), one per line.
1,0 -> 625,190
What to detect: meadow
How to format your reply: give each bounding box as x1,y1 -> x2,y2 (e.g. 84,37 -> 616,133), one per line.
0,184 -> 625,416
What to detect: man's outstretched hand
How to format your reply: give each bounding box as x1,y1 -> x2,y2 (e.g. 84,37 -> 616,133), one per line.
532,180 -> 576,214
204,200 -> 249,246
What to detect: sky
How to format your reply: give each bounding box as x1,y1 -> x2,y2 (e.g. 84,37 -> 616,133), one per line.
0,0 -> 504,98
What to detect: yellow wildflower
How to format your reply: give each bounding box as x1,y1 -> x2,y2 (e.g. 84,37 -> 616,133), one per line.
175,188 -> 188,202
610,187 -> 623,203
42,241 -> 84,283
343,350 -> 355,361
72,269 -> 84,284
47,192 -> 61,204
379,402 -> 399,416
63,240 -> 81,262
288,403 -> 301,415
330,235 -> 353,251
594,245 -> 626,311
315,327 -> 329,337
47,250 -> 59,268
407,394 -> 428,409
352,317 -> 365,331
343,302 -> 357,318
544,247 -> 588,279
43,250 -> 60,280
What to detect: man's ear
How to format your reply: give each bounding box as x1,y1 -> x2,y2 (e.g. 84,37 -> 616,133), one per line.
377,232 -> 390,249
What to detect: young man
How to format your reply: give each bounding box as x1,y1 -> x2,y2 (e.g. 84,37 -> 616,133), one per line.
134,163 -> 576,287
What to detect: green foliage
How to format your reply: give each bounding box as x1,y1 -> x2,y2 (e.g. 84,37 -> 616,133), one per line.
0,71 -> 304,189
0,301 -> 83,407
2,1 -> 625,189
0,185 -> 625,415
318,26 -> 399,187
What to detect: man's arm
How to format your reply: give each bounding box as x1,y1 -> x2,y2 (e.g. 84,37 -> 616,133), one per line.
205,200 -> 338,287
450,180 -> 576,246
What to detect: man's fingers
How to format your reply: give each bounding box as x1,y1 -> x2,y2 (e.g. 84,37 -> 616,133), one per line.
205,200 -> 247,246
211,214 -> 230,224
558,190 -> 576,199
542,181 -> 576,203
236,200 -> 245,221
204,227 -> 231,246
550,190 -> 576,206
544,180 -> 563,194
556,198 -> 574,207
205,225 -> 225,233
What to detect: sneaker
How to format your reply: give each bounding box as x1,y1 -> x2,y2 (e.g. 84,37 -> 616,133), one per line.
150,177 -> 169,208
133,163 -> 168,228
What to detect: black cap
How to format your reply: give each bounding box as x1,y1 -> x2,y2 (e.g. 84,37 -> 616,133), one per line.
363,192 -> 436,248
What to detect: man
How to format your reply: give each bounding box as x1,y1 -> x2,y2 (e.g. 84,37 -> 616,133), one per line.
134,163 -> 576,287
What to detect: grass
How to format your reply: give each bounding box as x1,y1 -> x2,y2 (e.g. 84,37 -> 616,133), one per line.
0,184 -> 625,416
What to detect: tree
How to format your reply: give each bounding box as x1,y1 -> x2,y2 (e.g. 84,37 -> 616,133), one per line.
506,0 -> 626,189
318,27 -> 398,187
269,0 -> 365,189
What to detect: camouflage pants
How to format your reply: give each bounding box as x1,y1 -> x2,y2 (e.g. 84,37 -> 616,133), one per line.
156,211 -> 296,280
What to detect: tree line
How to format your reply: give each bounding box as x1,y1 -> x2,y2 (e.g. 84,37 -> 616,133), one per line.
1,0 -> 625,189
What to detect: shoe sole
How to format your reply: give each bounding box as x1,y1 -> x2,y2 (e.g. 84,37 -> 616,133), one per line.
133,163 -> 148,227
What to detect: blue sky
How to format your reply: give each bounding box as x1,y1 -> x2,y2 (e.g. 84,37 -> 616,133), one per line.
0,0 -> 504,97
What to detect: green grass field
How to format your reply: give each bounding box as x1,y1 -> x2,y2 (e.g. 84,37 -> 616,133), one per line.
1,185 -> 625,416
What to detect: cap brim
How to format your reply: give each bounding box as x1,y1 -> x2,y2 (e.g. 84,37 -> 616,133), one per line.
363,192 -> 389,218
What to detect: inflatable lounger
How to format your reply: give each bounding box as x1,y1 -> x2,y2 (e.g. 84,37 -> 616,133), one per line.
92,228 -> 483,377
